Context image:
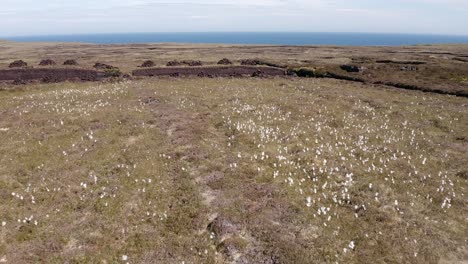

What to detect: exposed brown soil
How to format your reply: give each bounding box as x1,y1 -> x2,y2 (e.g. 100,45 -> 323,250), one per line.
0,68 -> 106,82
9,60 -> 28,68
218,58 -> 233,65
140,60 -> 155,67
132,66 -> 286,77
39,59 -> 56,66
63,59 -> 78,66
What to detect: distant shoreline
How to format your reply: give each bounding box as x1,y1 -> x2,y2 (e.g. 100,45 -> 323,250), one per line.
3,32 -> 468,46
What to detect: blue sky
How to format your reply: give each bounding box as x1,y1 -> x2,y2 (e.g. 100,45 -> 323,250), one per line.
1,0 -> 467,36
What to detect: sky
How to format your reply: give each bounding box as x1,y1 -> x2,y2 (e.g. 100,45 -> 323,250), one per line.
1,0 -> 468,36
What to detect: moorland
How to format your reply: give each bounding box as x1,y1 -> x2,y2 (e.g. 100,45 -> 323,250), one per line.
0,41 -> 467,263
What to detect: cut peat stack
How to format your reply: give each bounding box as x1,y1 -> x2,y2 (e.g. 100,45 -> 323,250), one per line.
9,60 -> 28,68
140,60 -> 156,67
39,59 -> 56,66
63,60 -> 79,66
0,68 -> 107,82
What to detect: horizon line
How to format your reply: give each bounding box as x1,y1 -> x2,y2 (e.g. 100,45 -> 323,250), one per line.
3,31 -> 468,39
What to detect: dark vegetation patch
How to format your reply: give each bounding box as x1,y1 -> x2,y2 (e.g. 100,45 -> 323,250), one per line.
133,66 -> 286,77
182,60 -> 203,66
217,58 -> 233,65
12,79 -> 28,85
166,60 -> 182,67
340,64 -> 367,73
141,96 -> 160,105
197,72 -> 214,78
287,68 -> 325,78
92,63 -> 121,77
327,72 -> 366,82
288,67 -> 364,82
241,59 -> 265,66
456,171 -> 468,180
452,57 -> 468,63
373,81 -> 468,97
251,70 -> 267,78
216,236 -> 248,260
288,67 -> 468,97
0,68 -> 106,82
140,60 -> 155,68
93,62 -> 116,70
9,60 -> 28,68
103,68 -> 122,77
207,216 -> 240,239
39,59 -> 56,66
400,66 -> 419,71
63,60 -> 78,66
167,60 -> 203,67
241,59 -> 286,68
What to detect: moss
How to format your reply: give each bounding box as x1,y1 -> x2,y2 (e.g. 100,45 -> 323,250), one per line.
104,67 -> 122,77
288,67 -> 327,77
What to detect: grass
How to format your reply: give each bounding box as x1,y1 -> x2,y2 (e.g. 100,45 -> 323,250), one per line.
0,81 -> 215,263
0,77 -> 467,263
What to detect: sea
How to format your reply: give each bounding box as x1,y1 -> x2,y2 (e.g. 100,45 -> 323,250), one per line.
5,32 -> 468,46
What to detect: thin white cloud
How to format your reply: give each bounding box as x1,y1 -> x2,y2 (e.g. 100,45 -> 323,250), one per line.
116,0 -> 290,7
190,15 -> 209,19
0,0 -> 467,36
336,8 -> 374,14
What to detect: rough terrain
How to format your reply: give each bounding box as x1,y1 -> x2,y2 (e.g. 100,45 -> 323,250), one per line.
0,41 -> 467,263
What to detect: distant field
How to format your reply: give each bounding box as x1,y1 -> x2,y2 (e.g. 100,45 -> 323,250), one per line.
1,42 -> 467,96
0,43 -> 467,263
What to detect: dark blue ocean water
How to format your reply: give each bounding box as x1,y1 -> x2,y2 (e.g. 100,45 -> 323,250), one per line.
5,32 -> 468,46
